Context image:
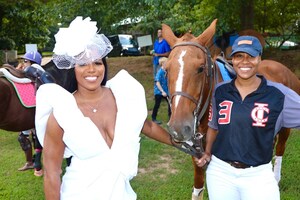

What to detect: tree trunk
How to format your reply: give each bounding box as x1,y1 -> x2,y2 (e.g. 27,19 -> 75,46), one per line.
240,0 -> 254,30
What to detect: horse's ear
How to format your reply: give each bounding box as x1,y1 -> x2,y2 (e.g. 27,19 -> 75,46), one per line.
162,23 -> 178,47
196,19 -> 218,46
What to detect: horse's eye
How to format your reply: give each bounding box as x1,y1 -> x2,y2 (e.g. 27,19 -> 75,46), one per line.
197,66 -> 205,73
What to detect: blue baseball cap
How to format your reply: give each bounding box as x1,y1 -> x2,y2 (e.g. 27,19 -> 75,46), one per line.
230,36 -> 262,57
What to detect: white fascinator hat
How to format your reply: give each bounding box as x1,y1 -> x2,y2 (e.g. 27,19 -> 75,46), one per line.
52,16 -> 113,69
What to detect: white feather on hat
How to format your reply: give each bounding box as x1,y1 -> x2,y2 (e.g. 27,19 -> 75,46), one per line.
52,16 -> 112,69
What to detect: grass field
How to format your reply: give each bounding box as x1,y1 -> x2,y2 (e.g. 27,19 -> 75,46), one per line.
1,129 -> 300,199
1,56 -> 300,199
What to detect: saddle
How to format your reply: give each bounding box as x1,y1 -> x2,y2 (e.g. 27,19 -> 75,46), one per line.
24,64 -> 56,85
0,65 -> 31,83
215,55 -> 236,80
0,64 -> 56,108
0,64 -> 56,85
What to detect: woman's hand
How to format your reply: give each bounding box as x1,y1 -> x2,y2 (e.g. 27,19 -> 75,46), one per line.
194,152 -> 211,168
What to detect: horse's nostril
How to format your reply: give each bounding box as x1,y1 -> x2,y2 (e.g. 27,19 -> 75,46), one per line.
184,125 -> 192,134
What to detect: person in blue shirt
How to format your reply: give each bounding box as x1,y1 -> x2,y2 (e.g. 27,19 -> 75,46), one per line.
152,57 -> 171,124
152,29 -> 171,77
195,36 -> 300,200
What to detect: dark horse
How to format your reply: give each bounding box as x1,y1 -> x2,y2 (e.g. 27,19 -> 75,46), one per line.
162,19 -> 300,200
0,60 -> 76,132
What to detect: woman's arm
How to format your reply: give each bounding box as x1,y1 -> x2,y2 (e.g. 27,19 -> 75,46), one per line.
194,127 -> 218,167
141,119 -> 172,146
43,113 -> 65,200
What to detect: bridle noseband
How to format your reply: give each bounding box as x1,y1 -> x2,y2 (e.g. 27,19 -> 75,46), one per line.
168,41 -> 214,158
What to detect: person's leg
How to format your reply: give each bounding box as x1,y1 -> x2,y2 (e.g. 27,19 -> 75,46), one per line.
239,163 -> 280,200
206,156 -> 240,200
152,95 -> 163,124
164,97 -> 171,119
32,129 -> 43,176
18,130 -> 34,171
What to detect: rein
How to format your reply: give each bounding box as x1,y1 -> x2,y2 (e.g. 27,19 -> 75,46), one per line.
168,41 -> 214,158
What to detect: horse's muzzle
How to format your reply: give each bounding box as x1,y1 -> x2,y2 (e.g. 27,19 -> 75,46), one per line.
168,120 -> 194,142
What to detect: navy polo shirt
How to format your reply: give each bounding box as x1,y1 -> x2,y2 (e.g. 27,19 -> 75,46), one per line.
209,75 -> 300,166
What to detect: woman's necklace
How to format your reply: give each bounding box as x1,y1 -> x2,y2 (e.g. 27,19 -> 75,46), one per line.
87,103 -> 99,113
76,91 -> 101,113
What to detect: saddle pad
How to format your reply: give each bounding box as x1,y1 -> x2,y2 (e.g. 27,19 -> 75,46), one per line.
7,78 -> 36,108
216,61 -> 232,81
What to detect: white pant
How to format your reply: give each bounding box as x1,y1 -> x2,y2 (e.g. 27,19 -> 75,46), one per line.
206,155 -> 279,200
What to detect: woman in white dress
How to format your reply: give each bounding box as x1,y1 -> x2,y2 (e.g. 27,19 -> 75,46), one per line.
35,16 -> 173,200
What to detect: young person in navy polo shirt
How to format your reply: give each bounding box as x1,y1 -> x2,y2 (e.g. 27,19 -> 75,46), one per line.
195,36 -> 300,200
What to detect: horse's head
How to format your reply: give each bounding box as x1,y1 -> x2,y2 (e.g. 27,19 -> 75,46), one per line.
162,19 -> 217,144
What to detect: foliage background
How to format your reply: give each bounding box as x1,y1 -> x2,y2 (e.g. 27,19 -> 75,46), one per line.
0,0 -> 299,52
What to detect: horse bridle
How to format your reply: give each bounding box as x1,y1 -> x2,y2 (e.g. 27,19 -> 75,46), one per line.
168,41 -> 214,158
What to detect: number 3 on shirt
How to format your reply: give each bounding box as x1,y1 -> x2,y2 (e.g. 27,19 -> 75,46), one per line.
218,101 -> 233,124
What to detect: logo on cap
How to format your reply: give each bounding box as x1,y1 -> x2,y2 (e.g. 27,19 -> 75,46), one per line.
238,40 -> 253,45
230,36 -> 262,57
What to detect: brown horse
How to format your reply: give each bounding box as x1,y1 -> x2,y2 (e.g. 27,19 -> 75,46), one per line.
162,19 -> 300,200
0,60 -> 76,132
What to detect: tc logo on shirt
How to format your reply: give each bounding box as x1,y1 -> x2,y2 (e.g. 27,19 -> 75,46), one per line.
251,103 -> 269,127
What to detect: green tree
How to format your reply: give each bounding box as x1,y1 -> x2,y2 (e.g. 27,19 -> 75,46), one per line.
0,0 -> 298,52
0,0 -> 57,51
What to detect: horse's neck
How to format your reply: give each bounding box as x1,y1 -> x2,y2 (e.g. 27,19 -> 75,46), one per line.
43,61 -> 77,93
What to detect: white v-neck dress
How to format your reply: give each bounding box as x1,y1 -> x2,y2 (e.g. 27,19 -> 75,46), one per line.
35,70 -> 147,200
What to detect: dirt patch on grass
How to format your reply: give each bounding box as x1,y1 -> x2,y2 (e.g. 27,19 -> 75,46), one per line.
138,155 -> 178,179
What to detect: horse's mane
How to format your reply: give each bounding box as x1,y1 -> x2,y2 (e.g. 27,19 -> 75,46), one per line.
179,33 -> 196,41
43,60 -> 77,93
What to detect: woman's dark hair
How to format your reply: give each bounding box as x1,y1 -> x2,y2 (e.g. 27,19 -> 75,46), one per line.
101,57 -> 108,86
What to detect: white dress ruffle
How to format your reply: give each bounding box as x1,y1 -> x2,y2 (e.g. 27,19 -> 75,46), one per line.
35,70 -> 147,200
